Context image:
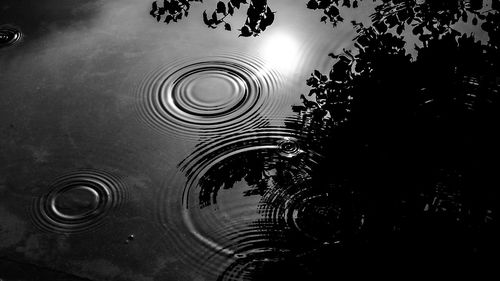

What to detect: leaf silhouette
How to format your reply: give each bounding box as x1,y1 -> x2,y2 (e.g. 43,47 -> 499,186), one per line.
230,0 -> 244,9
246,4 -> 259,19
373,21 -> 387,33
228,2 -> 235,15
264,7 -> 275,24
203,10 -> 211,25
239,25 -> 252,37
150,0 -> 275,36
216,1 -> 226,15
307,0 -> 318,10
150,2 -> 158,17
396,24 -> 404,35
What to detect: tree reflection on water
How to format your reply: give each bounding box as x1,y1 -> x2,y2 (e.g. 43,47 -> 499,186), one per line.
297,0 -> 500,270
150,0 -> 275,37
159,0 -> 499,277
297,0 -> 500,266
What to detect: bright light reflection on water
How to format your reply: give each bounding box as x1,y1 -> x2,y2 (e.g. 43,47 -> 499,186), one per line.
259,29 -> 301,75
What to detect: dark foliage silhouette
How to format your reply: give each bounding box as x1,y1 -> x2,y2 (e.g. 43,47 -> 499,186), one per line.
163,0 -> 500,276
294,0 -> 500,262
150,0 -> 275,36
194,150 -> 280,208
150,0 -> 499,38
149,0 -> 201,24
180,125 -> 368,279
180,133 -> 319,209
307,0 -> 498,33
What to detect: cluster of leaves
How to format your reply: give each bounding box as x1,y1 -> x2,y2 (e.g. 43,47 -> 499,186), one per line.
195,150 -> 312,208
161,0 -> 500,262
195,150 -> 274,207
370,0 -> 497,39
150,0 -> 498,38
150,0 -> 275,37
414,32 -> 500,119
307,0 -> 498,39
306,0 -> 360,27
481,7 -> 500,48
150,0 -> 203,24
298,22 -> 411,127
291,20 -> 500,259
295,0 -> 500,247
204,0 -> 275,37
301,0 -> 500,126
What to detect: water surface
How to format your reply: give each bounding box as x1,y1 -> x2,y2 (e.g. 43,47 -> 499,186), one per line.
1,0 -> 499,280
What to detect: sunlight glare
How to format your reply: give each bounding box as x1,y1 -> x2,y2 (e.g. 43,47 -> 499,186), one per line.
259,31 -> 301,75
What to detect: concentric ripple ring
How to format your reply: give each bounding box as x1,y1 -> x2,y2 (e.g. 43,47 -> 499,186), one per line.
155,124 -> 324,277
30,169 -> 128,234
135,54 -> 285,139
0,25 -> 22,48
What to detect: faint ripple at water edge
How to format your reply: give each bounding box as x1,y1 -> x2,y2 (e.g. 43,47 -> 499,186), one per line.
154,124 -> 333,277
216,251 -> 312,281
135,54 -> 286,140
29,169 -> 128,234
0,25 -> 23,48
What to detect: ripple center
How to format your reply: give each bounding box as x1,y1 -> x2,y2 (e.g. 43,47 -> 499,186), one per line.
52,186 -> 100,218
189,74 -> 236,105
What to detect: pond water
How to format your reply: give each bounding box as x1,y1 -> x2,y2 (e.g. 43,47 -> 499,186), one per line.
1,0 -> 499,280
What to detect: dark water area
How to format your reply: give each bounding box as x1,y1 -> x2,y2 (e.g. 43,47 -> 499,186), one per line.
1,0 -> 500,280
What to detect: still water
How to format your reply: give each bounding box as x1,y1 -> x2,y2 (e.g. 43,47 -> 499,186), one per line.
1,0 -> 499,280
